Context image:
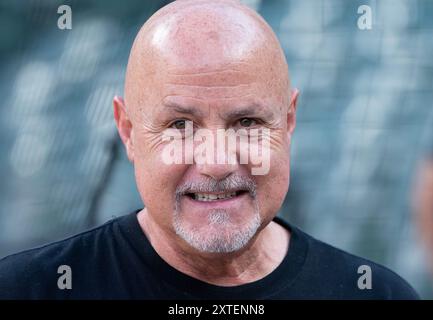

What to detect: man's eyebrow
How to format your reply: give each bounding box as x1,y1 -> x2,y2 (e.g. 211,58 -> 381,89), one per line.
223,105 -> 274,119
162,102 -> 205,117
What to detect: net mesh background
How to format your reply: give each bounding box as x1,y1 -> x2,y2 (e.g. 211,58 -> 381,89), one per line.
0,0 -> 432,298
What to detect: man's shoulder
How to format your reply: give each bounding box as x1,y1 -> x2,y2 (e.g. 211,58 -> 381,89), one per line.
290,224 -> 420,299
0,216 -> 122,299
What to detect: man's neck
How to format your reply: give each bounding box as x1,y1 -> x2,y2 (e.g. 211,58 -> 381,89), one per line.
137,209 -> 290,286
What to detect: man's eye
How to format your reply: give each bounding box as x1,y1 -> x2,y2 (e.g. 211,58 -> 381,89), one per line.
171,120 -> 186,129
239,118 -> 256,127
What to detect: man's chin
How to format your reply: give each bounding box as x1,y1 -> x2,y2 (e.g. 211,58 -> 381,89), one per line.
173,215 -> 261,253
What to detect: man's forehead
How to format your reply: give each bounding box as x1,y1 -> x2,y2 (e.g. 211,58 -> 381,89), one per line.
163,64 -> 258,87
160,64 -> 259,102
148,2 -> 266,67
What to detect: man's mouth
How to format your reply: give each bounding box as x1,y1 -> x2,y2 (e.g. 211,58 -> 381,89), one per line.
185,190 -> 248,202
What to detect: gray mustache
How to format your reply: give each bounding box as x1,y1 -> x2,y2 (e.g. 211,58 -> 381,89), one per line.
175,175 -> 257,198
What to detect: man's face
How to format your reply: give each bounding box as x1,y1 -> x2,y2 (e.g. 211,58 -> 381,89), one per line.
117,3 -> 297,253
127,63 -> 295,253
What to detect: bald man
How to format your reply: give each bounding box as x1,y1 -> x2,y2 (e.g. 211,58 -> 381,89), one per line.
0,0 -> 419,299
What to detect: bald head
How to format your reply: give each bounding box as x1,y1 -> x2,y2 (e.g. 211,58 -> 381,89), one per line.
124,0 -> 290,114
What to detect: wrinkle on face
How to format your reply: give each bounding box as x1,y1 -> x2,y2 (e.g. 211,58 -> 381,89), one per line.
165,65 -> 257,86
163,84 -> 255,100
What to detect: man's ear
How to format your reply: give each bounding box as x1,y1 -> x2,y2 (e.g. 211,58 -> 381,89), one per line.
113,96 -> 134,163
287,88 -> 299,136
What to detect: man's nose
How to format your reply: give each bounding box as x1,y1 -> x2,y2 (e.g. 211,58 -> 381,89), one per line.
192,128 -> 241,181
196,162 -> 238,181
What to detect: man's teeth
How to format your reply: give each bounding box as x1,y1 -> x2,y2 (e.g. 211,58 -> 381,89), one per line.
193,192 -> 237,201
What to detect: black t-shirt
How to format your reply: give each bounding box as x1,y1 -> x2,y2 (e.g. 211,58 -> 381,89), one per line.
0,209 -> 419,299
